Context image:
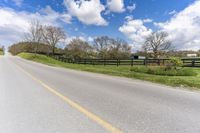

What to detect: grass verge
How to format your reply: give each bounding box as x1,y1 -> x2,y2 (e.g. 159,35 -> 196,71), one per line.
130,66 -> 197,76
18,52 -> 200,90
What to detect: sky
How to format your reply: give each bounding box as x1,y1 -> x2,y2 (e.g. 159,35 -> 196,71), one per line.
0,0 -> 200,51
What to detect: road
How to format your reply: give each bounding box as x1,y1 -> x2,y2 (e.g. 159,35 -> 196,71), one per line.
0,55 -> 200,133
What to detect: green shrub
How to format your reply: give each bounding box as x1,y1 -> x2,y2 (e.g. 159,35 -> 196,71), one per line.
166,57 -> 183,69
130,66 -> 197,76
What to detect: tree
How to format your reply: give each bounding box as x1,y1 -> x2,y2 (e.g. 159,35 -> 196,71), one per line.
2,46 -> 5,54
42,26 -> 66,55
0,45 -> 5,55
143,31 -> 172,58
93,36 -> 131,59
93,36 -> 112,58
93,36 -> 111,51
25,20 -> 43,54
65,39 -> 94,59
108,38 -> 131,59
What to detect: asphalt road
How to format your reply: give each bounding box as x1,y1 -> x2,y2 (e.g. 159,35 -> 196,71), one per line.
1,55 -> 200,133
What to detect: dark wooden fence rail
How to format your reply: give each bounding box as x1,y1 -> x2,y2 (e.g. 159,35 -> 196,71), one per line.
49,55 -> 200,67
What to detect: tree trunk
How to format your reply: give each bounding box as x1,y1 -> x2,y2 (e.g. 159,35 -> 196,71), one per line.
34,43 -> 39,56
154,51 -> 158,59
52,46 -> 55,55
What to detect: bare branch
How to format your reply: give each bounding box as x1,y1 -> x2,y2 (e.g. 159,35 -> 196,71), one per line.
42,26 -> 66,55
143,31 -> 172,58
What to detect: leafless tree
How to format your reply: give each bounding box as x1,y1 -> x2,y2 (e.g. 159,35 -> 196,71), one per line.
109,38 -> 132,59
93,36 -> 131,59
65,38 -> 94,59
143,31 -> 172,58
42,26 -> 66,55
93,36 -> 111,52
25,20 -> 43,54
93,36 -> 114,58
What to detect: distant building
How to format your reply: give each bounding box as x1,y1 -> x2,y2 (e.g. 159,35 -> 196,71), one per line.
131,55 -> 146,59
187,54 -> 197,57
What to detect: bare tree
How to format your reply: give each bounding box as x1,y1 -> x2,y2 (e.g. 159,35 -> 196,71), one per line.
93,36 -> 132,59
143,31 -> 172,58
93,36 -> 111,51
109,38 -> 132,59
93,36 -> 113,58
42,26 -> 66,55
65,38 -> 94,59
25,20 -> 43,54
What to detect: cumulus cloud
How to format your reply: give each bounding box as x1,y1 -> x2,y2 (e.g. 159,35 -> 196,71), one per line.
40,6 -> 72,24
119,17 -> 152,49
107,0 -> 125,13
156,0 -> 200,51
127,3 -> 136,13
65,35 -> 88,45
64,0 -> 108,26
168,10 -> 177,15
0,6 -> 71,46
125,15 -> 133,21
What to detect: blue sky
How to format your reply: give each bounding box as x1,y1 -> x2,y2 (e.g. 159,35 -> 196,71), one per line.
0,0 -> 200,51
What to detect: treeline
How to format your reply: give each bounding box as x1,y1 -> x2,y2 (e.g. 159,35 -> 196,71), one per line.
136,50 -> 200,58
9,42 -> 64,55
0,46 -> 5,55
65,37 -> 131,59
0,47 -> 3,52
8,20 -> 131,59
9,36 -> 132,59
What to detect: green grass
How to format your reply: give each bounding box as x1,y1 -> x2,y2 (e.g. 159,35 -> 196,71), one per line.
18,52 -> 200,90
130,66 -> 197,76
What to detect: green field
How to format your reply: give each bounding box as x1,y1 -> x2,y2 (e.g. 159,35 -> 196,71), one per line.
18,52 -> 200,90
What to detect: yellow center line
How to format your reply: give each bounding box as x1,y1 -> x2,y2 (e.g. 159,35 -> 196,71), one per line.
14,62 -> 123,133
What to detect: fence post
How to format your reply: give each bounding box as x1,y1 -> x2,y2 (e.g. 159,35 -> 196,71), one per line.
144,59 -> 146,66
84,59 -> 86,65
92,59 -> 95,66
192,60 -> 195,67
104,59 -> 106,66
131,59 -> 133,66
158,59 -> 160,66
117,59 -> 119,67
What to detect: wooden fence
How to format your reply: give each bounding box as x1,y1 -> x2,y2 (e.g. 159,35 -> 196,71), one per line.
50,55 -> 200,67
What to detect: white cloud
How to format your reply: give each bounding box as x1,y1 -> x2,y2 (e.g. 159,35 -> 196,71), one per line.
119,17 -> 152,49
12,0 -> 23,7
64,0 -> 108,26
125,15 -> 133,21
40,6 -> 72,24
143,18 -> 153,23
87,36 -> 94,42
127,3 -> 136,13
0,6 -> 71,46
107,0 -> 125,13
156,0 -> 200,51
65,36 -> 87,45
168,10 -> 177,15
